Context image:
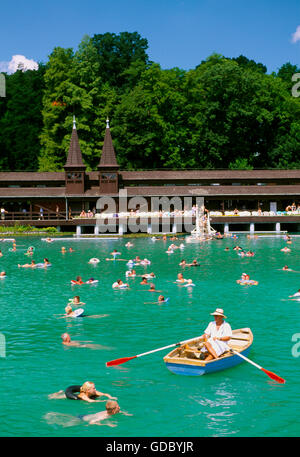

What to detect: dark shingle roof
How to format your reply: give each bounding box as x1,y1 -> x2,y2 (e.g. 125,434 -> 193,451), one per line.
98,122 -> 119,168
64,121 -> 86,169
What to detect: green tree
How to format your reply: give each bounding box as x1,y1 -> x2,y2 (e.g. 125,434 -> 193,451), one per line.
113,63 -> 187,169
38,47 -> 79,171
91,32 -> 149,90
0,65 -> 45,171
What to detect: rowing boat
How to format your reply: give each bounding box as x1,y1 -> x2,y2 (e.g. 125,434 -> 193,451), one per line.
163,327 -> 253,376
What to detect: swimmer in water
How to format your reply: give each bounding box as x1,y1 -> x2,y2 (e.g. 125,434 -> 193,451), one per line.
49,382 -> 116,402
39,258 -> 51,268
289,289 -> 300,298
281,247 -> 291,252
0,271 -> 6,278
186,259 -> 200,267
62,305 -> 77,317
233,246 -> 243,251
142,272 -> 156,279
86,278 -> 98,284
18,260 -> 36,268
61,333 -> 109,350
77,401 -> 130,425
175,273 -> 188,284
59,306 -> 103,319
145,295 -> 168,304
179,260 -> 187,266
61,246 -> 66,253
140,258 -> 151,265
112,280 -> 129,289
72,276 -> 84,284
88,258 -> 100,264
140,278 -> 148,285
69,247 -> 75,252
126,269 -> 136,278
68,296 -> 86,306
125,242 -> 134,247
184,279 -> 195,287
147,283 -> 162,293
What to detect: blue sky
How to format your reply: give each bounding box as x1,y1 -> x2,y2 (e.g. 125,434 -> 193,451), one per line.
0,0 -> 299,73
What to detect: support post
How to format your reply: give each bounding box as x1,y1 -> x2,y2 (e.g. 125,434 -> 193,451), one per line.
76,225 -> 81,236
250,222 -> 255,233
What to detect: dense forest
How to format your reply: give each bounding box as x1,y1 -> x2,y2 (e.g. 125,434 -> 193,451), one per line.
0,31 -> 300,171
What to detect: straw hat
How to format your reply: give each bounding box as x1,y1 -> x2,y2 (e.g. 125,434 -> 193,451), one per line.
210,308 -> 227,319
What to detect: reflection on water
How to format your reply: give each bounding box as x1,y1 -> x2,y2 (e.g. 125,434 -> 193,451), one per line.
187,382 -> 239,436
44,412 -> 82,428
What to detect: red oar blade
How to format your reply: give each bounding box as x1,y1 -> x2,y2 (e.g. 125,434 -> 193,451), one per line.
261,368 -> 286,384
106,355 -> 137,367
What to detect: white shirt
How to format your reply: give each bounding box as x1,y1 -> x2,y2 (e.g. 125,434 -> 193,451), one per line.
204,321 -> 232,356
204,321 -> 232,340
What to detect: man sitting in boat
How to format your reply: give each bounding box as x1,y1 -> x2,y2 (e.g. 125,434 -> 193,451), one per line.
197,308 -> 232,361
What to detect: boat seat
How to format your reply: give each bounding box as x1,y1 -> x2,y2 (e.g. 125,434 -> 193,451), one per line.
228,345 -> 245,351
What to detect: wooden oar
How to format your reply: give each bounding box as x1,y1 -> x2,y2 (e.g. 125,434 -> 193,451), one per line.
231,350 -> 285,384
106,335 -> 202,367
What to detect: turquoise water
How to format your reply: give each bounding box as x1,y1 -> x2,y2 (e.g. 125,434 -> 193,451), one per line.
0,235 -> 299,437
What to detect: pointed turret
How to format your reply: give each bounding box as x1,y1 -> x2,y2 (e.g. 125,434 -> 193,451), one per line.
98,119 -> 119,168
64,117 -> 86,194
64,116 -> 86,170
98,119 -> 119,194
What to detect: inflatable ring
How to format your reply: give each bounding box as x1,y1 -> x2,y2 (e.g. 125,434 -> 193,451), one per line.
72,308 -> 84,317
89,258 -> 100,264
65,385 -> 81,400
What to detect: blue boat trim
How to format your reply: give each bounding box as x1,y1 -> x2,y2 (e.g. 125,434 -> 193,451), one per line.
163,328 -> 253,376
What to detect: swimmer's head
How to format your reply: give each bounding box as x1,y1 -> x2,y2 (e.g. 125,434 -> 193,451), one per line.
106,400 -> 120,415
80,381 -> 96,395
61,333 -> 71,342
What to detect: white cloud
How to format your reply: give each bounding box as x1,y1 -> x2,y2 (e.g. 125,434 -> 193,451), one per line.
0,55 -> 38,74
292,25 -> 300,43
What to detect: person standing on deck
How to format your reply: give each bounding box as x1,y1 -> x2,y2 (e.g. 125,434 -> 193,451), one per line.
198,309 -> 232,361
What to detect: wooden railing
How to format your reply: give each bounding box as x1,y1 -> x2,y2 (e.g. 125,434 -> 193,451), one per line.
0,211 -> 69,221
